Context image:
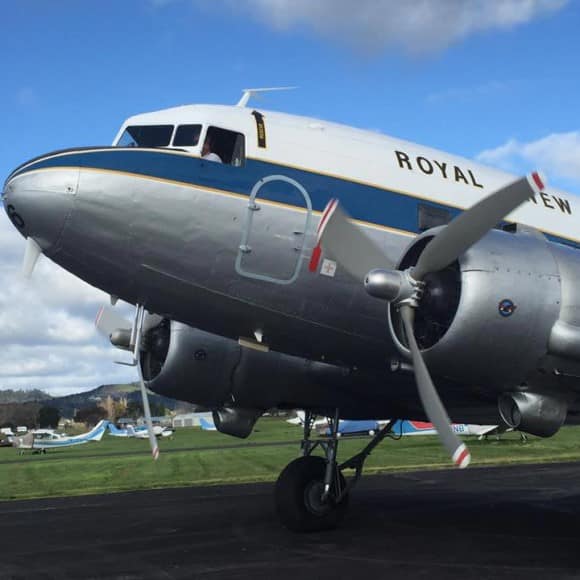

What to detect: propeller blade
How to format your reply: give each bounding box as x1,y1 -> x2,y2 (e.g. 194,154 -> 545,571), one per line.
413,172 -> 545,281
21,237 -> 42,279
95,306 -> 131,337
137,361 -> 159,461
400,305 -> 470,468
314,199 -> 394,281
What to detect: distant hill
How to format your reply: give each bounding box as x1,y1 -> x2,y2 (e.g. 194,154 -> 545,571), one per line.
0,384 -> 196,423
48,383 -> 196,418
0,389 -> 52,404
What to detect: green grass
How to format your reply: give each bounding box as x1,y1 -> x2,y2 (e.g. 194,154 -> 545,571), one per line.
2,418 -> 580,501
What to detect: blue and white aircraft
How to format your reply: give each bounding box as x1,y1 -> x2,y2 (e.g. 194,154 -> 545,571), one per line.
292,413 -> 500,438
4,88 -> 580,531
12,420 -> 108,453
107,423 -> 147,437
107,422 -> 173,438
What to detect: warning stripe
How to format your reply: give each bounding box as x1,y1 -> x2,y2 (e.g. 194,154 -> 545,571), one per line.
532,171 -> 544,191
316,198 -> 338,237
309,244 -> 322,272
453,445 -> 470,469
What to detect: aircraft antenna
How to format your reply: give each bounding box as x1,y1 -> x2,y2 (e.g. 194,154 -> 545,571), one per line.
236,86 -> 297,107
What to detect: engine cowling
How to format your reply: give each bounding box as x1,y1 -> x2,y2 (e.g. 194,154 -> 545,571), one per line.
140,320 -> 238,408
388,227 -> 562,391
498,392 -> 567,437
139,320 -> 355,413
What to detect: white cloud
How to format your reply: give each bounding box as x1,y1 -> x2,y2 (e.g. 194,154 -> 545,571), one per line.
212,0 -> 568,54
477,132 -> 580,185
0,211 -> 135,395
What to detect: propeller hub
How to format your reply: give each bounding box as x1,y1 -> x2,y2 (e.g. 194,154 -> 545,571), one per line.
364,269 -> 403,301
365,268 -> 423,308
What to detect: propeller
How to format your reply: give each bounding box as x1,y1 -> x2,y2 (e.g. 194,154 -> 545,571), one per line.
95,305 -> 131,338
412,174 -> 544,280
21,237 -> 42,278
95,304 -> 160,460
317,172 -> 546,468
311,199 -> 395,280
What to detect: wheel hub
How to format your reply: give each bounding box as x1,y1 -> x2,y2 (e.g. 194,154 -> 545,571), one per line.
304,480 -> 331,515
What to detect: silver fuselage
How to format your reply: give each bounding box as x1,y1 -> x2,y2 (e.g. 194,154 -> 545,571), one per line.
5,105 -> 580,424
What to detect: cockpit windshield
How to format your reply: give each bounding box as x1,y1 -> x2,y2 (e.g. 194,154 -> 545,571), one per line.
116,125 -> 173,148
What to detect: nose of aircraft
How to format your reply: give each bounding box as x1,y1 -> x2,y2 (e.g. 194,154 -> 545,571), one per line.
3,167 -> 77,251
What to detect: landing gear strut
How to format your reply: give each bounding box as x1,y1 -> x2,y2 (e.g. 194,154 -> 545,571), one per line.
275,410 -> 394,532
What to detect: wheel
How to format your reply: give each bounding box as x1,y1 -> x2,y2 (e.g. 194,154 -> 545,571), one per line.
275,455 -> 349,532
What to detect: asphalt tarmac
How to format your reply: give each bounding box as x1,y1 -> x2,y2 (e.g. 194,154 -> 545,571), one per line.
2,462 -> 580,579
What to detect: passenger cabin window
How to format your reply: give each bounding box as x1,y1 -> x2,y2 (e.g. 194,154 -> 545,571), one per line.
117,125 -> 173,148
203,126 -> 245,166
173,124 -> 202,147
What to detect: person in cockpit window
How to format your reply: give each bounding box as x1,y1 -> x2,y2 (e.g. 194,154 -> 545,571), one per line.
201,135 -> 222,163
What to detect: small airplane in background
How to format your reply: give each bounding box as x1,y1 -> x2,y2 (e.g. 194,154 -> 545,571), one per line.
129,425 -> 174,439
5,87 -> 580,531
107,422 -> 173,438
199,417 -> 217,431
288,412 -> 501,438
107,422 -> 147,437
389,420 -> 504,439
12,420 -> 108,454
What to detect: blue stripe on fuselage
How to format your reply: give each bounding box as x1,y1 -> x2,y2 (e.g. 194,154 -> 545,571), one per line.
10,148 -> 580,249
7,148 -> 458,236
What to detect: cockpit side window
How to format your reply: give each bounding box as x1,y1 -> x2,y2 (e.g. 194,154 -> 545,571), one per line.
203,126 -> 246,166
173,124 -> 202,147
116,125 -> 174,148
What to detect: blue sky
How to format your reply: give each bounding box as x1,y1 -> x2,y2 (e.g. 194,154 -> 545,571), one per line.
1,0 -> 579,394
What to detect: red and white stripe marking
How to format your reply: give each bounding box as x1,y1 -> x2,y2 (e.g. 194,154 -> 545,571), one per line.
152,446 -> 160,461
529,171 -> 546,194
316,198 -> 338,242
452,443 -> 471,469
309,198 -> 340,273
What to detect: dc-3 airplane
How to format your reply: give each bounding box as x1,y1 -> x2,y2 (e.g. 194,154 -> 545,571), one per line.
4,87 -> 580,531
11,420 -> 108,454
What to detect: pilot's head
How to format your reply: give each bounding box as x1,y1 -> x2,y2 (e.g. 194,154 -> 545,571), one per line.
202,136 -> 213,156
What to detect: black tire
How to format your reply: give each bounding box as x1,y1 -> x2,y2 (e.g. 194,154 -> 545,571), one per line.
275,455 -> 349,533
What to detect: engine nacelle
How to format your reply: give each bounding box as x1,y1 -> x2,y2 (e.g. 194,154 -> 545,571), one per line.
139,320 -> 354,414
389,228 -> 562,390
140,320 -> 240,408
498,392 -> 567,437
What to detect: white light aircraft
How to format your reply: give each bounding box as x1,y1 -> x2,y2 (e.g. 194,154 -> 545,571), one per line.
129,425 -> 174,439
107,422 -> 173,438
288,412 -> 500,438
106,422 -> 146,437
12,420 -> 108,454
4,88 -> 580,531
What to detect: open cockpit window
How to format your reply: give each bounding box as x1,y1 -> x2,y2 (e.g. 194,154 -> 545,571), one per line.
203,126 -> 245,166
173,124 -> 202,147
116,125 -> 174,148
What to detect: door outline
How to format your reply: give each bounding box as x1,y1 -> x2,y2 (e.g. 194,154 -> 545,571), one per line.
235,175 -> 313,285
